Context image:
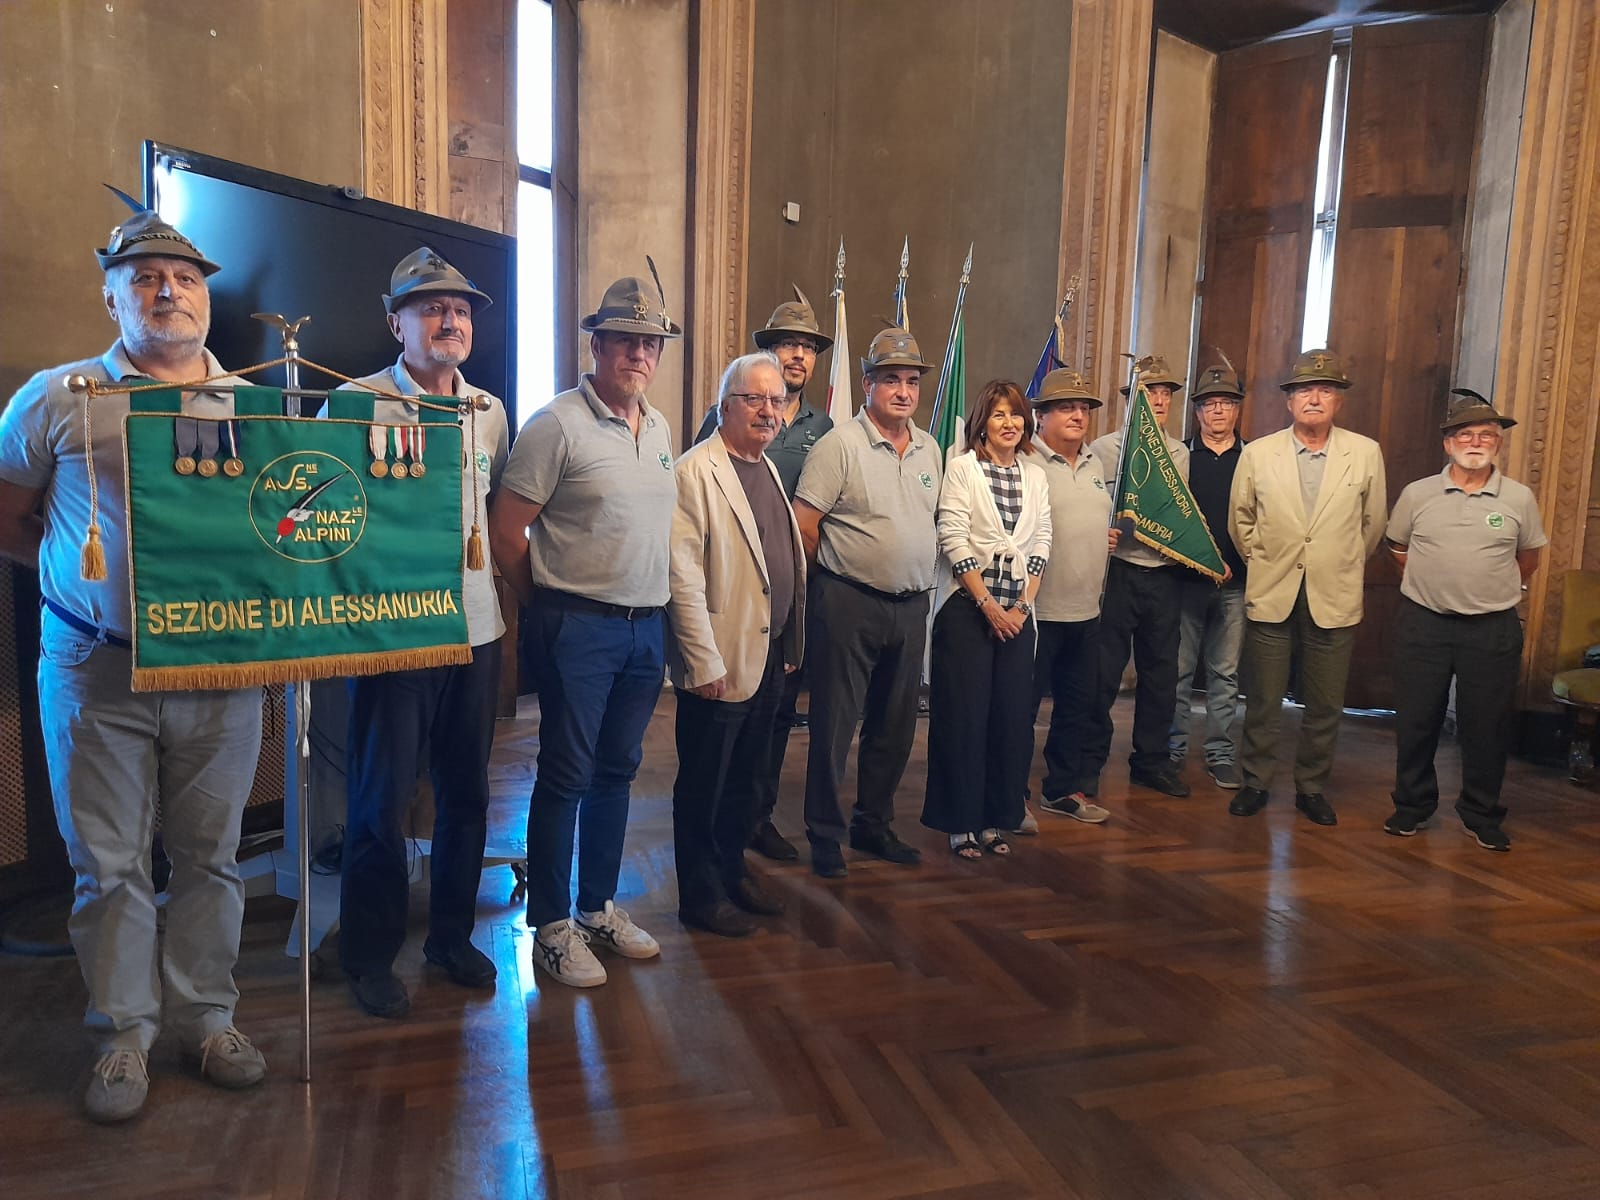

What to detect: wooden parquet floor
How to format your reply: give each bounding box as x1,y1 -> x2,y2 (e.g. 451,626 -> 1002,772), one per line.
3,693 -> 1600,1199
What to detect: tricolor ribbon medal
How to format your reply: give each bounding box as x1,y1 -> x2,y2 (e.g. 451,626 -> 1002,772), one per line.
406,424 -> 427,478
390,426 -> 409,479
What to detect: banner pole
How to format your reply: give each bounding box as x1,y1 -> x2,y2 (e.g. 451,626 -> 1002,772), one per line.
256,313 -> 316,1085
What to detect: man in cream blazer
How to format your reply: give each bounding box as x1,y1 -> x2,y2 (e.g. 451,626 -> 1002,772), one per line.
1227,349 -> 1387,826
667,352 -> 806,937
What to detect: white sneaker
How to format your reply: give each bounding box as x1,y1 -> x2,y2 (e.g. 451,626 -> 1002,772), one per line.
84,1048 -> 149,1124
576,900 -> 660,960
533,918 -> 607,988
1014,805 -> 1040,836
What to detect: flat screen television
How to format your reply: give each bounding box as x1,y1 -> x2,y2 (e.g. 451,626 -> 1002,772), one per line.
143,142 -> 517,422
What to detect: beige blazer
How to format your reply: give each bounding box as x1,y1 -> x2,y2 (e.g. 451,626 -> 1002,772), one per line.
667,433 -> 806,701
1228,424 -> 1387,628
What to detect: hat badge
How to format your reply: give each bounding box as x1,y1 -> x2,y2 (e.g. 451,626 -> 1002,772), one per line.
1311,352 -> 1329,372
633,298 -> 649,321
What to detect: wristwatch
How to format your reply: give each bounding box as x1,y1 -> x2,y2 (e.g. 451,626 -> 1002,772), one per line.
1018,600 -> 1034,617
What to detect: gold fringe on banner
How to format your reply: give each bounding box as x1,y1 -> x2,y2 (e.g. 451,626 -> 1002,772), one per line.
130,644 -> 472,694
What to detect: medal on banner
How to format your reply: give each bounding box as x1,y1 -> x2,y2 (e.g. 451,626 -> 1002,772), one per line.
173,417 -> 199,476
196,419 -> 220,477
222,421 -> 245,477
408,425 -> 427,478
369,423 -> 390,477
390,426 -> 409,479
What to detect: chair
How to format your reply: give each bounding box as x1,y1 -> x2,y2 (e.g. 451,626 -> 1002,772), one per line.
1551,569 -> 1600,783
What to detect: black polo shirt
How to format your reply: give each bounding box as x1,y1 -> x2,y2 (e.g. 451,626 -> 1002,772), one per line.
1183,433 -> 1247,582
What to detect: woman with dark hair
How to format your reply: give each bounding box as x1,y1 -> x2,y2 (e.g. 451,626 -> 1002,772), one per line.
922,380 -> 1052,858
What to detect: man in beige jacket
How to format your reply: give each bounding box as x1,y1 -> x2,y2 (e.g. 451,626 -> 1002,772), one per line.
667,352 -> 806,936
1227,349 -> 1387,826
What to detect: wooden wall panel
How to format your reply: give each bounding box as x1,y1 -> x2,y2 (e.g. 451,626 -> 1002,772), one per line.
1195,33 -> 1329,437
1328,16 -> 1488,710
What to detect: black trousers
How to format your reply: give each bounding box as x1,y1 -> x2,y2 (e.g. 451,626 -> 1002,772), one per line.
1032,616 -> 1102,798
1088,559 -> 1182,777
803,570 -> 930,848
922,596 -> 1033,834
1391,597 -> 1522,832
671,641 -> 786,912
340,639 -> 502,977
750,665 -> 804,826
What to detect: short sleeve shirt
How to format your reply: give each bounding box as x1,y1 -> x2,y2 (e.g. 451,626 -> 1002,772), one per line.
1032,438 -> 1113,622
1386,468 -> 1547,615
339,357 -> 510,646
498,376 -> 677,607
0,340 -> 243,638
795,411 -> 941,594
1089,429 -> 1190,570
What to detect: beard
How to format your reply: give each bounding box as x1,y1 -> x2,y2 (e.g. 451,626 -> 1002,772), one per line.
120,305 -> 209,360
424,339 -> 469,370
1448,447 -> 1494,472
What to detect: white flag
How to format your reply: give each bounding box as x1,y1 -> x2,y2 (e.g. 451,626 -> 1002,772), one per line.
827,285 -> 853,424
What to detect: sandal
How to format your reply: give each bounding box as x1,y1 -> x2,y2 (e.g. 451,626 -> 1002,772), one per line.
949,834 -> 982,860
979,829 -> 1011,856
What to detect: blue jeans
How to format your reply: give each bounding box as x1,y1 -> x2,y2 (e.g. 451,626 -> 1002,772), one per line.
1170,578 -> 1245,765
523,605 -> 664,927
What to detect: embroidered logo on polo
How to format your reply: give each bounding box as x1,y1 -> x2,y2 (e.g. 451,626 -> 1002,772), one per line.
1486,512 -> 1505,529
475,448 -> 492,476
1093,477 -> 1106,490
918,472 -> 933,489
658,452 -> 672,470
250,451 -> 368,563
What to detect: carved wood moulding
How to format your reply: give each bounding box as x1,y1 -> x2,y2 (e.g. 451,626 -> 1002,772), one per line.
360,0 -> 450,216
1058,0 -> 1154,415
688,0 -> 756,429
1494,1 -> 1600,703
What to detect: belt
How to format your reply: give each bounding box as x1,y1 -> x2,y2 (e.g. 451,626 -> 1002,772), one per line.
533,588 -> 661,621
42,599 -> 132,649
817,567 -> 928,603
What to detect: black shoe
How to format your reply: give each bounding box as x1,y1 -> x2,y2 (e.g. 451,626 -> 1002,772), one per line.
749,819 -> 799,862
1466,825 -> 1510,852
811,841 -> 848,879
788,712 -> 809,730
349,970 -> 410,1018
1384,811 -> 1425,837
730,874 -> 785,916
1295,792 -> 1338,826
849,827 -> 922,865
423,938 -> 497,988
1129,766 -> 1190,798
1229,786 -> 1269,817
679,900 -> 757,938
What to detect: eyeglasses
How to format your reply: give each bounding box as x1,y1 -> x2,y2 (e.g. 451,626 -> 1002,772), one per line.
728,392 -> 786,410
1449,429 -> 1501,445
1197,398 -> 1240,411
773,338 -> 821,354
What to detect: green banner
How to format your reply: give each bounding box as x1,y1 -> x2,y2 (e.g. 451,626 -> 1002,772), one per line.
1112,384 -> 1227,582
123,386 -> 471,691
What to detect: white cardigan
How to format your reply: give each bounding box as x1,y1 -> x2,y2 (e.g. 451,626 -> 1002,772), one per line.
935,450 -> 1053,603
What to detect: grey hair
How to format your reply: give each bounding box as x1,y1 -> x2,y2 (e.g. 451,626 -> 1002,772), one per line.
714,350 -> 783,426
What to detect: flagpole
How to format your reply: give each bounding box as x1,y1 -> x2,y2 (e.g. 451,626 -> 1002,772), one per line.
1099,354 -> 1148,607
894,236 -> 910,329
929,243 -> 973,432
827,239 -> 853,424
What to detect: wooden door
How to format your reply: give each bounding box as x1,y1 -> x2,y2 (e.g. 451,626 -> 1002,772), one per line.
1195,33 -> 1329,438
1327,16 -> 1488,709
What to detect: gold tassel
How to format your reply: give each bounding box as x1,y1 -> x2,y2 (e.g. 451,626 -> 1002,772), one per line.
81,523 -> 107,581
466,524 -> 485,571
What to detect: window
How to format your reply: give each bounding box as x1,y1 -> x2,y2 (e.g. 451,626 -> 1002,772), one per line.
517,0 -> 556,408
1301,41 -> 1351,351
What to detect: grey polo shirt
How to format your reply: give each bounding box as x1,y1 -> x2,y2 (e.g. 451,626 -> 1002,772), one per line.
1295,436 -> 1329,516
1032,437 -> 1113,622
0,340 -> 243,639
694,399 -> 833,499
795,410 -> 941,594
1089,429 -> 1190,570
339,357 -> 509,647
499,375 -> 677,607
1386,467 -> 1547,615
